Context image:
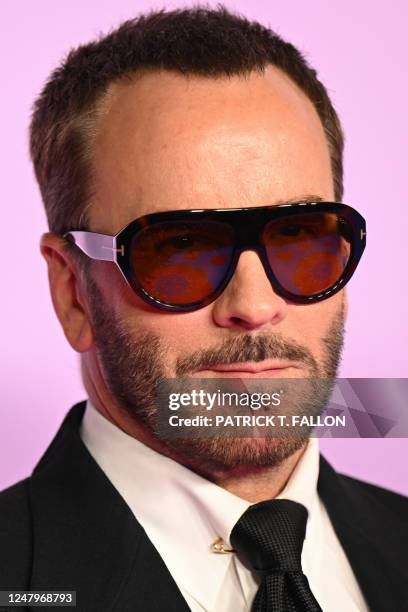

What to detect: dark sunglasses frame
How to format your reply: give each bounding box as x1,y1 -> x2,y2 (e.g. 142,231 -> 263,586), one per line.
63,201 -> 366,312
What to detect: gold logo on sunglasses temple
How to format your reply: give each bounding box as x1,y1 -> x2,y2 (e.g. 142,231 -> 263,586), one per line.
101,244 -> 126,257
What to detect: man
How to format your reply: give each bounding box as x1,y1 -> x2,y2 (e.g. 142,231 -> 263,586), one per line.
0,6 -> 406,612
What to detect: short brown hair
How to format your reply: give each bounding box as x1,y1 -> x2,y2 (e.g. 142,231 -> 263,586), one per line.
30,5 -> 344,237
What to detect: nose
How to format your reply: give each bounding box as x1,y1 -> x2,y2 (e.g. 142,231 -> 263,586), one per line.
211,250 -> 288,330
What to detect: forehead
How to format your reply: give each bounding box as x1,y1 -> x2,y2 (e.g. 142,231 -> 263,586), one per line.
90,66 -> 333,232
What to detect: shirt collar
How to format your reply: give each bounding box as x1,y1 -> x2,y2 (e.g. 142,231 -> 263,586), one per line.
81,399 -> 320,610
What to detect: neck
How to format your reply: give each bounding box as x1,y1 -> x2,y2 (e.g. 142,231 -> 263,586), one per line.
212,445 -> 306,502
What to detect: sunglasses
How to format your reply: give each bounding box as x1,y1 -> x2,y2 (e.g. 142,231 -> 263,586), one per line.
63,201 -> 366,312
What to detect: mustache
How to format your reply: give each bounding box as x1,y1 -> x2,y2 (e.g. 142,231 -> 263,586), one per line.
175,332 -> 317,376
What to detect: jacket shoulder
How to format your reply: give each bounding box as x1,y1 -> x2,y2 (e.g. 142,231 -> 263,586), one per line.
0,479 -> 32,588
339,472 -> 408,524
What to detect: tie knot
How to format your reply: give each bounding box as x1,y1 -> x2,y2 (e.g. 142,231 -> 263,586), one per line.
230,499 -> 308,575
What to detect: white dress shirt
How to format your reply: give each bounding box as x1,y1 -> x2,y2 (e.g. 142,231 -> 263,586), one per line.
80,400 -> 368,612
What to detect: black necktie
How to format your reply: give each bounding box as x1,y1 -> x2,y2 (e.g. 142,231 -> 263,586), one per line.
230,499 -> 323,612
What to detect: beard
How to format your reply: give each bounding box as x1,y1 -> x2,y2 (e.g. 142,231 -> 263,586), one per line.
84,272 -> 345,476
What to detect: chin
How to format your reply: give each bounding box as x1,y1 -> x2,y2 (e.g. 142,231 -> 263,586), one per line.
164,435 -> 308,475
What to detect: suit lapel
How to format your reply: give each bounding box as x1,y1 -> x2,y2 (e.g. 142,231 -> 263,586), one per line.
28,402 -> 190,612
318,455 -> 407,612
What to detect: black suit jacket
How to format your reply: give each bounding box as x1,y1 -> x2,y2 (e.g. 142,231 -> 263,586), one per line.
0,401 -> 407,612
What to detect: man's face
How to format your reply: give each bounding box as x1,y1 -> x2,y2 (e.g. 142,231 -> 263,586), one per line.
80,65 -> 345,473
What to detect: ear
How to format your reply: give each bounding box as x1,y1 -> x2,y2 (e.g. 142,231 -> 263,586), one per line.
40,232 -> 94,352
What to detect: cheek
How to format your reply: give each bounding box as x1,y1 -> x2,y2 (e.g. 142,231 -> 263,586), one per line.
119,299 -> 211,354
290,293 -> 344,344
152,312 -> 212,349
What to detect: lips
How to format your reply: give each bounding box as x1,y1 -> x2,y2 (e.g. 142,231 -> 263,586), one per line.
191,361 -> 300,378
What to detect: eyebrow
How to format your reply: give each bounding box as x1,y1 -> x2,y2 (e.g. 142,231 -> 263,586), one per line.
278,194 -> 326,205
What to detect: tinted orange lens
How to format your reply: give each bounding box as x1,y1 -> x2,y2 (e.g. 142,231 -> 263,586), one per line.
262,213 -> 351,296
131,221 -> 234,305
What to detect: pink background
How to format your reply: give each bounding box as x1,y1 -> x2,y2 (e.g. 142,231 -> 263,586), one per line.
1,1 -> 407,493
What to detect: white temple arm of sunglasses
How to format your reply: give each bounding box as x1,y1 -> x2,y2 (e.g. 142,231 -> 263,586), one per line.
64,231 -> 123,262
